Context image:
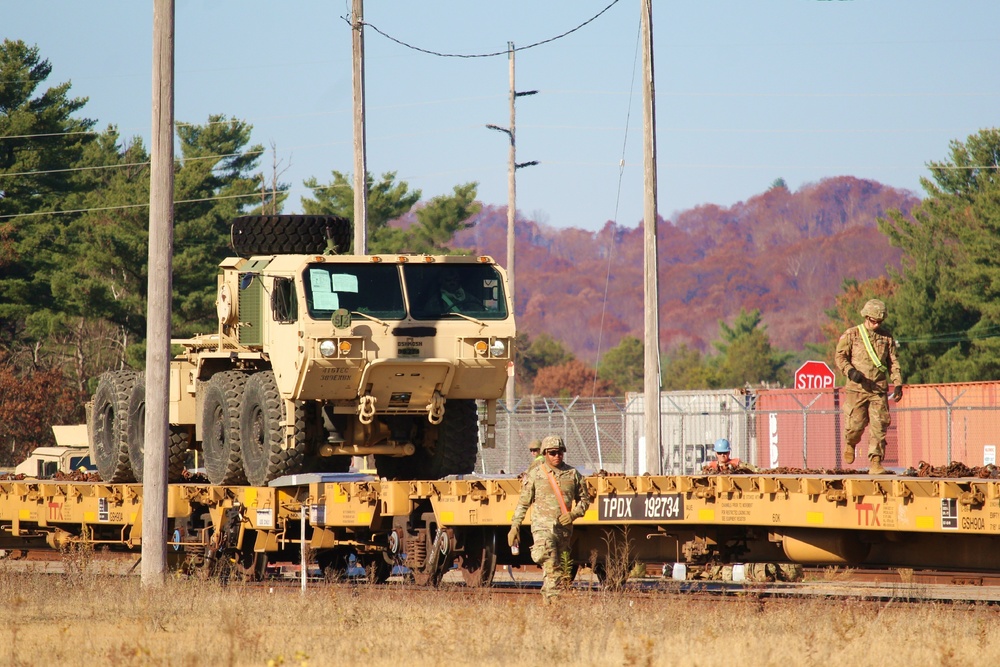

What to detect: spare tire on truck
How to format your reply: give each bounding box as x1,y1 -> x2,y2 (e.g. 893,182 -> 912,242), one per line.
91,370 -> 139,483
230,214 -> 351,258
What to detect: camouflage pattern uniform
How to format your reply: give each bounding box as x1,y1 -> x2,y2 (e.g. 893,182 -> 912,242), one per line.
834,300 -> 902,467
510,436 -> 591,601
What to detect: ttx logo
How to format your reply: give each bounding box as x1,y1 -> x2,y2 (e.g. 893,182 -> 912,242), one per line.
856,502 -> 881,526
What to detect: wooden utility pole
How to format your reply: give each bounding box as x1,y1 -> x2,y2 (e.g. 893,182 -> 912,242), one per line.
641,0 -> 662,475
352,0 -> 368,255
142,0 -> 175,586
487,43 -> 536,411
504,42 -> 517,409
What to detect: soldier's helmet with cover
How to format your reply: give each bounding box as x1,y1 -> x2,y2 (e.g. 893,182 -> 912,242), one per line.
860,299 -> 887,322
528,439 -> 542,453
713,438 -> 731,454
541,435 -> 566,452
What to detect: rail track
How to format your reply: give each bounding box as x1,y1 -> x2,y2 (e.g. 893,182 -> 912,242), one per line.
7,548 -> 1000,604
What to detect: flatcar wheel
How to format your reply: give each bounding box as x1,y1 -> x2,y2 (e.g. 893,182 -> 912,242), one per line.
235,550 -> 268,582
459,530 -> 497,587
358,554 -> 392,584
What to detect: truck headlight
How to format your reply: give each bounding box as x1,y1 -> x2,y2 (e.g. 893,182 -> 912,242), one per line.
489,339 -> 506,357
319,340 -> 337,358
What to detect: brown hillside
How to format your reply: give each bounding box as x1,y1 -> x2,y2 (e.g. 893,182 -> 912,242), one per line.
454,176 -> 918,363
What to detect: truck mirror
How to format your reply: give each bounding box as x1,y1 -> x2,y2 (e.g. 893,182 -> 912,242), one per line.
332,308 -> 351,329
239,273 -> 255,290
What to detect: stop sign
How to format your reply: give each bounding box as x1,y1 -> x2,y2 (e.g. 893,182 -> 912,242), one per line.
794,360 -> 835,389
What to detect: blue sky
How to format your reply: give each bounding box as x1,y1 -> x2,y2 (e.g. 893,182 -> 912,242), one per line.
5,1 -> 999,232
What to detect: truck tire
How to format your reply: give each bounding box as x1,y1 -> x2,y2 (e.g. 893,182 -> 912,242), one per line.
230,214 -> 351,258
415,399 -> 479,479
240,371 -> 307,487
125,372 -> 189,483
201,371 -> 249,486
91,370 -> 138,482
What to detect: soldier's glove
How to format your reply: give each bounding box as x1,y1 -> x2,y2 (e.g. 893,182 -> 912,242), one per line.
891,385 -> 903,402
558,512 -> 573,527
507,525 -> 520,547
847,368 -> 864,383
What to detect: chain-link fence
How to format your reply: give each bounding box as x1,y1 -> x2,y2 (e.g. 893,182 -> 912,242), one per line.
475,381 -> 1000,476
477,396 -> 636,475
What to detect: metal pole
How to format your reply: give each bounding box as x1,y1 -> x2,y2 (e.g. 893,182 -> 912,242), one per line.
300,504 -> 307,594
593,403 -> 603,470
141,0 -> 174,588
351,0 -> 368,255
641,0 -> 661,475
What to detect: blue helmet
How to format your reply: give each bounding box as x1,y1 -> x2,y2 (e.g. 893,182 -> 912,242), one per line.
713,438 -> 731,454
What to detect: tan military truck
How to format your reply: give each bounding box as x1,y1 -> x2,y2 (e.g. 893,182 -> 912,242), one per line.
89,215 -> 515,486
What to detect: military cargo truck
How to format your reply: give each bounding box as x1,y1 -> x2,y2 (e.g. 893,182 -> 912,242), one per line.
89,215 -> 515,486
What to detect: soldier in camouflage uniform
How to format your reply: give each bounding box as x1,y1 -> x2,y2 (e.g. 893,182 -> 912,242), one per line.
834,299 -> 903,475
508,435 -> 592,602
527,439 -> 543,472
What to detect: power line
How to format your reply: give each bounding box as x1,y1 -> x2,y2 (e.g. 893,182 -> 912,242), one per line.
593,18 -> 642,396
0,191 -> 267,221
353,0 -> 623,58
896,326 -> 1000,345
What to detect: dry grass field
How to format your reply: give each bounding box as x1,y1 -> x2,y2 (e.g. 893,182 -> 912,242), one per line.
3,561 -> 1000,666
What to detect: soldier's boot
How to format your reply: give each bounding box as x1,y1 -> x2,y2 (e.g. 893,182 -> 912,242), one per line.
843,444 -> 855,464
868,456 -> 886,475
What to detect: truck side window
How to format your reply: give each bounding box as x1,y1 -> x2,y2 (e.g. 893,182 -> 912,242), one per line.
271,276 -> 297,322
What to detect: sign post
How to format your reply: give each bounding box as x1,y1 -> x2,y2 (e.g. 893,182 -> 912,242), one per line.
794,361 -> 835,389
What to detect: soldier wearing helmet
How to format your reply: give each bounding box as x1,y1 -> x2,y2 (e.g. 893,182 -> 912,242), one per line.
834,298 -> 903,475
525,439 -> 544,473
508,434 -> 591,602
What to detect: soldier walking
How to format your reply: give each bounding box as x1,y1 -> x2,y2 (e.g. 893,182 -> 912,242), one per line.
835,299 -> 903,475
508,435 -> 592,602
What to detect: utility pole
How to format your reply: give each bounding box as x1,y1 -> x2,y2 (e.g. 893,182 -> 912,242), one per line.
351,0 -> 368,255
641,0 -> 662,475
142,0 -> 174,587
487,42 -> 537,410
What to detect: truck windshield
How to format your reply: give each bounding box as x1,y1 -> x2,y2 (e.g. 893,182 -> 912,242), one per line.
404,264 -> 508,320
303,263 -> 406,320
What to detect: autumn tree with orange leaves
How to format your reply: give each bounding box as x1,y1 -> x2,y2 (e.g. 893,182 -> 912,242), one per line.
532,359 -> 615,398
0,355 -> 85,467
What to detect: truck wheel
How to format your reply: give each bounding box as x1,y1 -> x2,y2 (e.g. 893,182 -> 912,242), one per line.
91,370 -> 138,482
201,371 -> 249,486
126,372 -> 190,482
240,371 -> 307,487
416,398 -> 479,479
230,214 -> 351,258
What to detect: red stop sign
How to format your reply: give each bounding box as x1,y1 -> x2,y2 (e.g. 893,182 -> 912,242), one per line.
794,360 -> 835,389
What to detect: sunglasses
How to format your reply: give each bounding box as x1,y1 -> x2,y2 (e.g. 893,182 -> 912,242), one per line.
544,450 -> 563,456
529,449 -> 540,454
